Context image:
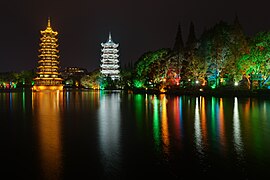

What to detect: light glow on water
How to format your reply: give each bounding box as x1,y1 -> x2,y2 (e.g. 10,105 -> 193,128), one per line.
201,97 -> 208,147
153,95 -> 160,149
32,91 -> 63,180
161,94 -> 169,155
233,97 -> 244,160
98,93 -> 122,176
2,91 -> 270,179
218,98 -> 226,153
194,97 -> 203,154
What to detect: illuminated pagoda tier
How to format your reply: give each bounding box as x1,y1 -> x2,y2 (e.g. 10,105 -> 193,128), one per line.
33,18 -> 63,91
100,33 -> 120,80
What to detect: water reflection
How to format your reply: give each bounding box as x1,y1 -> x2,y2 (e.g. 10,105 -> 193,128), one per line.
160,94 -> 169,155
233,97 -> 244,163
200,97 -> 207,148
98,93 -> 122,177
218,98 -> 226,153
152,95 -> 160,149
2,90 -> 270,178
32,91 -> 63,180
134,94 -> 143,130
211,97 -> 217,140
194,97 -> 203,154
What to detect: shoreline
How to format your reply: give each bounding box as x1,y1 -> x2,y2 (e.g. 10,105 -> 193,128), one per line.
1,87 -> 270,98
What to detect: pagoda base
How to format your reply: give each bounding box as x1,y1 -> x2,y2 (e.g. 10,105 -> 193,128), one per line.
32,85 -> 63,91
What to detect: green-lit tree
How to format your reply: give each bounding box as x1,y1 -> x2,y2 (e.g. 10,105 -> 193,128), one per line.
80,70 -> 101,89
134,48 -> 170,89
223,15 -> 249,85
237,31 -> 270,89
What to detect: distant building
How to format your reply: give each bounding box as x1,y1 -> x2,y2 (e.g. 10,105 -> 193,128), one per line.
61,67 -> 88,79
61,67 -> 88,88
100,33 -> 120,80
33,18 -> 63,91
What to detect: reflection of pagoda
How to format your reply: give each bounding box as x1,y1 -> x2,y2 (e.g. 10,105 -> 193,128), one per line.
100,33 -> 120,80
33,18 -> 63,91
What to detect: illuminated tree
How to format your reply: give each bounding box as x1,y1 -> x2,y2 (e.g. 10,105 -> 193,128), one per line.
163,23 -> 185,87
185,55 -> 207,86
119,69 -> 133,90
223,15 -> 248,84
134,48 -> 170,89
237,31 -> 270,88
80,70 -> 101,89
183,22 -> 203,86
197,21 -> 237,88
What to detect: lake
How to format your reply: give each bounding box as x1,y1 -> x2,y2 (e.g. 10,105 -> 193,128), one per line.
1,89 -> 270,179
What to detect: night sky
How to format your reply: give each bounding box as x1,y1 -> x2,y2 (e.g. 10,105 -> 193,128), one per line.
1,0 -> 270,72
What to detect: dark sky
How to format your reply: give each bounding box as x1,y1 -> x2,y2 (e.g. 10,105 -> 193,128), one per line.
1,0 -> 270,72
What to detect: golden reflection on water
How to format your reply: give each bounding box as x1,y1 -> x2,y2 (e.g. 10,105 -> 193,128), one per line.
32,91 -> 63,180
218,98 -> 226,153
200,97 -> 207,148
160,94 -> 170,155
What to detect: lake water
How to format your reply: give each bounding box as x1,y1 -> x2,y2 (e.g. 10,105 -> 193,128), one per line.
1,89 -> 270,179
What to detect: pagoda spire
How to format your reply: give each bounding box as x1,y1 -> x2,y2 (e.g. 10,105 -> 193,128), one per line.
47,17 -> 51,27
109,32 -> 112,41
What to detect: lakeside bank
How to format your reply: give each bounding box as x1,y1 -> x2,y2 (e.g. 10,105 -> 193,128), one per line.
1,87 -> 270,98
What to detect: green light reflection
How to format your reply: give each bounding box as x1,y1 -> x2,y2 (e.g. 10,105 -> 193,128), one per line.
153,95 -> 160,149
134,94 -> 143,129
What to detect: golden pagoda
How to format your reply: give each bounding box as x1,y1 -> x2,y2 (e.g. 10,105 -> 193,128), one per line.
32,18 -> 63,91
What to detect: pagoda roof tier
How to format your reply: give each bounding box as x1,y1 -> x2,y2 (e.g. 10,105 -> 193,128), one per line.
101,49 -> 119,52
101,70 -> 120,74
39,54 -> 59,57
34,76 -> 62,79
40,19 -> 58,36
101,57 -> 119,59
101,43 -> 119,48
100,65 -> 119,67
37,71 -> 60,74
39,43 -> 58,47
40,37 -> 58,41
37,65 -> 59,68
38,61 -> 59,64
39,59 -> 59,61
101,67 -> 120,70
34,77 -> 63,81
101,55 -> 119,58
101,59 -> 119,62
39,49 -> 59,52
39,53 -> 58,56
39,44 -> 59,47
101,53 -> 119,56
38,59 -> 59,62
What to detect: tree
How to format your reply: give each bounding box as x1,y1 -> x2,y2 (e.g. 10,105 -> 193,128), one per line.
134,48 -> 170,89
80,70 -> 101,89
237,31 -> 270,88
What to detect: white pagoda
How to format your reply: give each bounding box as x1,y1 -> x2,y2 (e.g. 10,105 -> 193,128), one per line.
100,33 -> 120,80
